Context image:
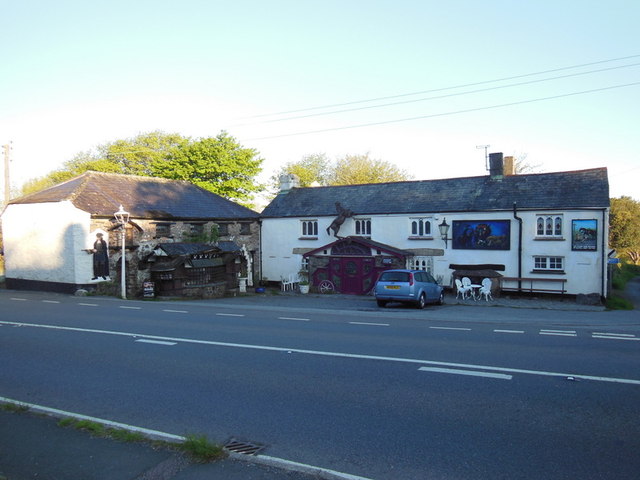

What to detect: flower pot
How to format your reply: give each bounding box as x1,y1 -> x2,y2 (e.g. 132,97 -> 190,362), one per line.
299,284 -> 310,294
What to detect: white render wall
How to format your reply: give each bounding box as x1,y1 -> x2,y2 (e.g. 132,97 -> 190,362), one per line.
261,208 -> 609,296
2,202 -> 93,284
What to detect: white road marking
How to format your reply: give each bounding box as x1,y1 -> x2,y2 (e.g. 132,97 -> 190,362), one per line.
163,309 -> 188,314
42,300 -> 60,304
78,303 -> 99,307
349,321 -> 389,326
216,313 -> 245,317
430,326 -> 472,331
539,329 -> 577,337
3,320 -> 640,386
592,334 -> 639,341
135,339 -> 177,346
120,306 -> 141,310
279,317 -> 311,322
10,298 -> 26,301
419,366 -> 512,380
592,332 -> 636,337
494,329 -> 525,334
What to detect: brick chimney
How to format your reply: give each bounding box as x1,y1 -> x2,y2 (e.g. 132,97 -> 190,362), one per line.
503,156 -> 515,175
489,152 -> 504,178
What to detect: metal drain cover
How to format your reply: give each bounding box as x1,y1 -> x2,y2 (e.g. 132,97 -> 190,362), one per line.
223,439 -> 265,456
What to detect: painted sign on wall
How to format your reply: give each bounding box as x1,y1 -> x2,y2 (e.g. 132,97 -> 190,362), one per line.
572,219 -> 597,251
452,220 -> 511,250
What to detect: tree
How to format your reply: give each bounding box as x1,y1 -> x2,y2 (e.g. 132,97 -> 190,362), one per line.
330,153 -> 412,185
272,152 -> 412,191
609,196 -> 640,264
151,131 -> 263,204
513,153 -> 543,174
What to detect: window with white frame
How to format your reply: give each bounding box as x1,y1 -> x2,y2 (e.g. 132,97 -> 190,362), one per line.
536,215 -> 563,238
533,256 -> 564,272
301,220 -> 318,238
407,256 -> 433,274
409,218 -> 432,237
354,218 -> 371,236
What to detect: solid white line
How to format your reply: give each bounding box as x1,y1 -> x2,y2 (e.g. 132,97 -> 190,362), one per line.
119,306 -> 141,310
216,313 -> 245,317
430,326 -> 472,331
78,303 -> 98,307
162,309 -> 188,313
279,317 -> 310,321
494,329 -> 525,334
349,321 -> 389,326
42,300 -> 60,304
0,395 -> 185,442
419,366 -> 512,380
135,339 -> 177,346
0,395 -> 372,480
3,320 -> 640,385
592,335 -> 640,341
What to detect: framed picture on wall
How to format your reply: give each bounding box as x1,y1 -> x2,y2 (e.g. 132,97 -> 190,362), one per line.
572,219 -> 597,251
452,220 -> 511,250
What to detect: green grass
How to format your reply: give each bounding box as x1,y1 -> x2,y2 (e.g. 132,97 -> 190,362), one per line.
179,433 -> 225,463
606,295 -> 634,310
612,263 -> 640,290
1,403 -> 30,413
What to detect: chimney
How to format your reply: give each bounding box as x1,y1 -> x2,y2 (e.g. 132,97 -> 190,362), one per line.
279,173 -> 300,193
489,152 -> 504,178
503,156 -> 515,175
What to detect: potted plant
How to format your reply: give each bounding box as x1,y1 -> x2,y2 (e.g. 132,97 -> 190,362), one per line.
299,279 -> 310,294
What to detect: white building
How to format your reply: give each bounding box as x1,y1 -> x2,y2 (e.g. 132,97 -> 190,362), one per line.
260,154 -> 610,298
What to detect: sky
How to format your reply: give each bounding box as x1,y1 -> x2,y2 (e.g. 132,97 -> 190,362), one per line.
1,0 -> 639,205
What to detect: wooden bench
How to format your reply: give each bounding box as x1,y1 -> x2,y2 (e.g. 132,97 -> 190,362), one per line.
500,277 -> 567,294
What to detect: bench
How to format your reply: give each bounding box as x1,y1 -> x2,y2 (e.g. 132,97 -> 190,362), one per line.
500,277 -> 567,294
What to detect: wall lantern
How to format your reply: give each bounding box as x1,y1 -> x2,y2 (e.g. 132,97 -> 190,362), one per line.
438,218 -> 450,248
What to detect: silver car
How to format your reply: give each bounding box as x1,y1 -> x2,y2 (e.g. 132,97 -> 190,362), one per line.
374,269 -> 444,309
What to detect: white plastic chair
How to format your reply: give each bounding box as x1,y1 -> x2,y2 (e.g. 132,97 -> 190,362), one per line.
462,277 -> 475,300
455,278 -> 472,299
479,277 -> 493,301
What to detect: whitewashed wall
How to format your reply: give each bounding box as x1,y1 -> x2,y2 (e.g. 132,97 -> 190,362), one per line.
261,208 -> 608,296
2,202 -> 93,284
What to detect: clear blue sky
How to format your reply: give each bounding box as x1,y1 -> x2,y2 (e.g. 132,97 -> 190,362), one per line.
2,0 -> 638,201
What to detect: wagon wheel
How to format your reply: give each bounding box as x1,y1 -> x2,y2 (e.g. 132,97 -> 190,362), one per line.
318,280 -> 335,294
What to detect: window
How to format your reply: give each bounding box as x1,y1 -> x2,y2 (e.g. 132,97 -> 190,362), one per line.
408,256 -> 433,274
301,220 -> 318,238
240,223 -> 251,235
354,218 -> 371,236
533,256 -> 564,272
155,223 -> 171,238
217,223 -> 230,236
190,223 -> 204,236
536,215 -> 563,238
410,218 -> 431,237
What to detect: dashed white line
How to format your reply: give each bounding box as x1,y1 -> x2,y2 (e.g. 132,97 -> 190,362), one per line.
162,309 -> 188,314
494,329 -> 525,334
119,306 -> 142,310
279,317 -> 311,322
78,303 -> 99,307
419,366 -> 512,380
349,321 -> 389,326
539,329 -> 577,337
10,298 -> 26,301
430,326 -> 472,331
135,339 -> 177,346
42,300 -> 60,304
216,313 -> 245,317
592,333 -> 639,341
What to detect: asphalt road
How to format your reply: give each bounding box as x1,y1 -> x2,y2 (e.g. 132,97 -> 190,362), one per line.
1,290 -> 639,479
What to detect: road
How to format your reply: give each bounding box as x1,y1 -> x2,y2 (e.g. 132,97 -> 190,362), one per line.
1,290 -> 639,479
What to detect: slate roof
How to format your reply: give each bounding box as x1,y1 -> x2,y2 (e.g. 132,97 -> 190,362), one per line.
10,172 -> 259,220
261,168 -> 609,218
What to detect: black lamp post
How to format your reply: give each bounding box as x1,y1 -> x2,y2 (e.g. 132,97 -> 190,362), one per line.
438,218 -> 450,248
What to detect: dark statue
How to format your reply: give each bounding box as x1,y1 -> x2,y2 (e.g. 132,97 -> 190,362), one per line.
91,233 -> 109,280
326,202 -> 354,237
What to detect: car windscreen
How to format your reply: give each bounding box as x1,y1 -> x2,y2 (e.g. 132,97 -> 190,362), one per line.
379,272 -> 410,282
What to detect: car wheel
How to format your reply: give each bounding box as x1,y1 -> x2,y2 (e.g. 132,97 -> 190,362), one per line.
437,291 -> 444,305
416,293 -> 426,309
376,299 -> 387,308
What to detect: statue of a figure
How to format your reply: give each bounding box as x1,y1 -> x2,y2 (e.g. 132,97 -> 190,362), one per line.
326,202 -> 354,237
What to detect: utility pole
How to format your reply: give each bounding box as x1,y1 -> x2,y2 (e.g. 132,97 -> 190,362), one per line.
2,142 -> 11,206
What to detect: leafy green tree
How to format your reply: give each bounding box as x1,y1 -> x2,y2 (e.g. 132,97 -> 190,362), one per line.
610,196 -> 640,264
330,153 -> 412,185
151,131 -> 263,204
270,153 -> 332,190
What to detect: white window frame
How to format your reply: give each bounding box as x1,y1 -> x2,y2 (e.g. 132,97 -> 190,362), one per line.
300,219 -> 318,238
407,256 -> 434,274
535,214 -> 563,239
533,255 -> 564,272
354,218 -> 371,236
409,218 -> 432,238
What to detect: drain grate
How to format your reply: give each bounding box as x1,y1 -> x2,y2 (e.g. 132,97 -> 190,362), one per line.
223,438 -> 265,456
